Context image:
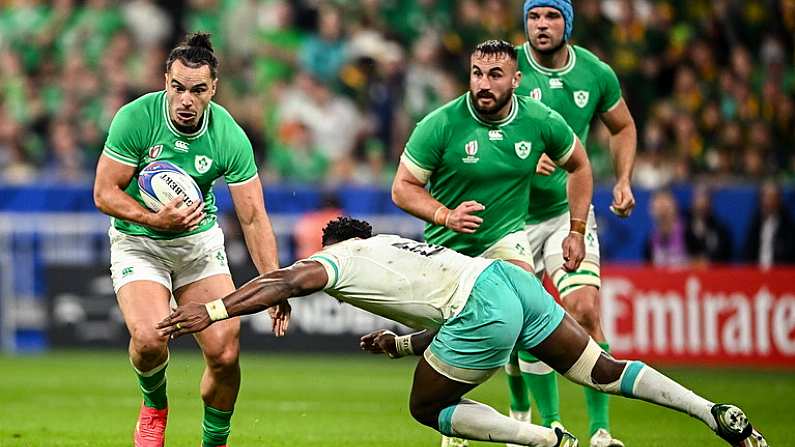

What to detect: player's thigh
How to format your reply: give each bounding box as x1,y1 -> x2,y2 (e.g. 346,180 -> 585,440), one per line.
109,227 -> 175,346
479,230 -> 535,273
542,206 -> 601,298
174,273 -> 240,363
524,218 -> 561,278
526,313 -> 591,374
116,281 -> 173,349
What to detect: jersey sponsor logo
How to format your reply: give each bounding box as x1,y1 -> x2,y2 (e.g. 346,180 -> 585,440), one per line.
174,140 -> 190,152
195,155 -> 213,174
530,88 -> 542,101
488,129 -> 503,141
549,78 -> 563,89
147,145 -> 163,159
574,90 -> 590,108
514,141 -> 532,159
462,140 -> 479,164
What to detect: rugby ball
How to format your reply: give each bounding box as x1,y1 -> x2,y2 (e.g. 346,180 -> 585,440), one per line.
138,161 -> 203,212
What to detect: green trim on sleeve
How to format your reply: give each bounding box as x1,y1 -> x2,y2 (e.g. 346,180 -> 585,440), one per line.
309,255 -> 339,289
102,147 -> 138,166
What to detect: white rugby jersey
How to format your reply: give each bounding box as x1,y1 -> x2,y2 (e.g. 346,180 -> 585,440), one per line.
308,235 -> 494,330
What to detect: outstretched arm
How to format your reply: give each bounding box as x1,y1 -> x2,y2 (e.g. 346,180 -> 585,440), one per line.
360,329 -> 438,358
157,260 -> 328,337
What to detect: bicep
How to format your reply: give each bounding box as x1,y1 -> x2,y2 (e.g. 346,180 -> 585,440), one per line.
286,260 -> 330,296
559,139 -> 589,173
95,154 -> 136,191
599,99 -> 634,135
229,176 -> 266,225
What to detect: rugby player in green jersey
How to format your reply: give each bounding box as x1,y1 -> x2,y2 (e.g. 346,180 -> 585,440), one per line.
392,39 -> 593,447
157,217 -> 768,447
93,33 -> 287,447
502,2 -> 639,446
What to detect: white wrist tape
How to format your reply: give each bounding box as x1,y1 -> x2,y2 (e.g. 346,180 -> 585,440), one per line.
393,334 -> 415,358
205,299 -> 229,321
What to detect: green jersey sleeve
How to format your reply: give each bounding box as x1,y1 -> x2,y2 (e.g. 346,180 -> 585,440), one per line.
102,103 -> 147,167
223,124 -> 258,185
542,109 -> 577,165
401,112 -> 446,181
597,62 -> 622,113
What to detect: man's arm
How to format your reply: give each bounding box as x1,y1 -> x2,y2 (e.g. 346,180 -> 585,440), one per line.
229,176 -> 279,273
391,162 -> 484,233
93,154 -> 204,232
558,138 -> 593,271
157,260 -> 328,337
600,99 -> 637,217
359,328 -> 438,358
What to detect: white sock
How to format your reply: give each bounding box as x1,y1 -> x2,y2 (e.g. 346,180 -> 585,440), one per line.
627,363 -> 717,431
439,399 -> 557,447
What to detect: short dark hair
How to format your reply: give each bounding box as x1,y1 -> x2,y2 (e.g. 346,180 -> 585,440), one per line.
322,217 -> 373,246
166,32 -> 219,78
473,40 -> 518,62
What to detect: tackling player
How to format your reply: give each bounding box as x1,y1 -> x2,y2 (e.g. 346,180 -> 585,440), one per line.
93,33 -> 287,447
505,2 -> 638,446
157,217 -> 768,447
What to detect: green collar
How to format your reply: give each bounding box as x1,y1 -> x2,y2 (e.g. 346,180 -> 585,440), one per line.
523,43 -> 576,76
466,93 -> 519,127
162,91 -> 210,140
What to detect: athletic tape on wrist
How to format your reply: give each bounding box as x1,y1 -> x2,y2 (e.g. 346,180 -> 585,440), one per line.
205,299 -> 229,321
394,335 -> 415,358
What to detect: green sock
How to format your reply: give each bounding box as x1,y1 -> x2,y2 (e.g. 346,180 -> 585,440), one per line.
584,342 -> 611,435
134,358 -> 168,410
519,351 -> 560,427
506,353 -> 530,412
202,405 -> 233,447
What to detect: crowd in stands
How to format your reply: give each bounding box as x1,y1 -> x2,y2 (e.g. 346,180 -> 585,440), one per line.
0,0 -> 793,187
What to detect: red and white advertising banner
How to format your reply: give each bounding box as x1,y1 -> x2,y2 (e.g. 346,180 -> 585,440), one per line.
585,267 -> 795,367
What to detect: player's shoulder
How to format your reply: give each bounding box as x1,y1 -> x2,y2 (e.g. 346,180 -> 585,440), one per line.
516,94 -> 556,119
571,45 -> 616,76
208,101 -> 249,142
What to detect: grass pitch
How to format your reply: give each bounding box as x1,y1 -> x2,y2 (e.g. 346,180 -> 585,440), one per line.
0,351 -> 792,446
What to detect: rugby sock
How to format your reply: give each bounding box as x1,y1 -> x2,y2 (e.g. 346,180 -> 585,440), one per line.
438,399 -> 558,446
133,357 -> 168,410
506,355 -> 531,413
583,342 -> 611,435
619,361 -> 717,431
519,351 -> 561,427
202,405 -> 233,447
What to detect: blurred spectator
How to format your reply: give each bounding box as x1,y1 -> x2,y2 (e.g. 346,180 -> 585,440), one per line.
299,5 -> 347,84
265,121 -> 328,184
684,185 -> 732,264
278,72 -> 363,162
645,190 -> 689,266
743,181 -> 795,268
293,193 -> 343,259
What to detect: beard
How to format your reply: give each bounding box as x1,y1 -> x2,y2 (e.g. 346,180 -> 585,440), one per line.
470,89 -> 513,116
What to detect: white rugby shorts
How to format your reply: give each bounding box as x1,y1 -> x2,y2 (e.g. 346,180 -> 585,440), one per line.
109,225 -> 231,293
525,205 -> 601,296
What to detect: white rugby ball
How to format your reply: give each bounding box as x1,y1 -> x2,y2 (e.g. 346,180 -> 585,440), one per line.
138,161 -> 203,212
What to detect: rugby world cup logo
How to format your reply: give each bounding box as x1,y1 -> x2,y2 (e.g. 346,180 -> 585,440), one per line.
148,145 -> 163,159
530,88 -> 542,101
462,140 -> 479,164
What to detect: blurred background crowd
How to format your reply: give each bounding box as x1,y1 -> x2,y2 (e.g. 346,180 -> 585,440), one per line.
0,0 -> 793,266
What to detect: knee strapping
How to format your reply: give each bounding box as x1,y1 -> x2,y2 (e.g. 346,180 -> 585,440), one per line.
563,339 -> 621,393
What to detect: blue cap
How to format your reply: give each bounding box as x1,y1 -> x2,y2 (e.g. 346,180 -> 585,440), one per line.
523,0 -> 574,41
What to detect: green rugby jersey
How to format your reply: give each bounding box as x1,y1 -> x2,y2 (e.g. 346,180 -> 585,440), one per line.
402,93 -> 575,256
102,91 -> 258,240
516,44 -> 622,223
